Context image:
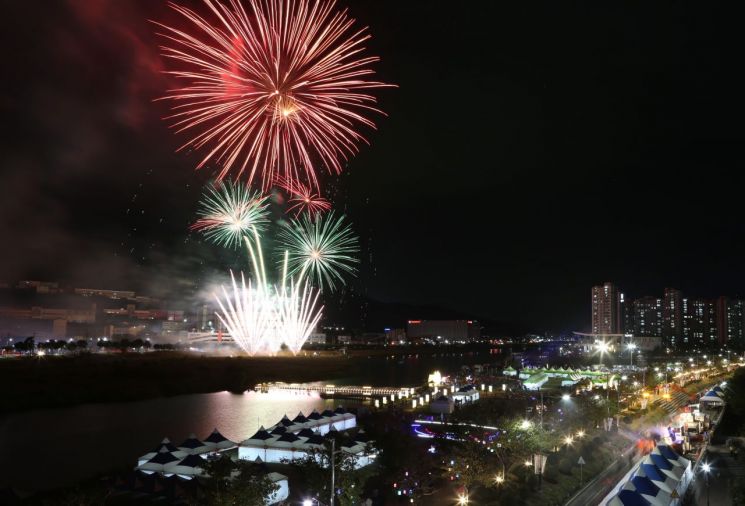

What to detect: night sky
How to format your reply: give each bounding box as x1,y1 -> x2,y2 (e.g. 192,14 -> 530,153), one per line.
2,1 -> 744,333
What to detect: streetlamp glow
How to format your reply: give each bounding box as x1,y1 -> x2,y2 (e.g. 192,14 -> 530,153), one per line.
627,342 -> 637,366
562,393 -> 571,401
458,493 -> 469,505
520,419 -> 532,430
702,461 -> 712,505
564,436 -> 573,445
576,430 -> 585,438
303,501 -> 313,506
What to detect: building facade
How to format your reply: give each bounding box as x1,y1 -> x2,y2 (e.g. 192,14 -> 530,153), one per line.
406,320 -> 480,342
662,288 -> 683,347
591,282 -> 622,334
631,296 -> 663,338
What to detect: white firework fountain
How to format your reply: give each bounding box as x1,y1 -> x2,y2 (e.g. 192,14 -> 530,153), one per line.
214,228 -> 323,356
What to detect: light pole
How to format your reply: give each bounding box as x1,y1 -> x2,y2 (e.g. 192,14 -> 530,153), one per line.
597,340 -> 609,366
330,439 -> 336,506
539,388 -> 543,429
627,342 -> 636,367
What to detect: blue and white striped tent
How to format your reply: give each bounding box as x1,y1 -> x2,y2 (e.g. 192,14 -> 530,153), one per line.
700,389 -> 725,406
605,444 -> 692,506
620,475 -> 672,506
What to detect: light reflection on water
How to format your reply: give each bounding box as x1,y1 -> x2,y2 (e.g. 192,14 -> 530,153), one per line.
0,349 -> 503,491
0,390 -> 336,492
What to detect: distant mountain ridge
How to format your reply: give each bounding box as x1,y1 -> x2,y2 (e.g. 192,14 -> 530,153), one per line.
323,294 -> 524,336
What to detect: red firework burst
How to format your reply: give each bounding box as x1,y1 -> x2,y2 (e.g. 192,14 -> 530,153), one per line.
155,0 -> 392,189
277,177 -> 332,217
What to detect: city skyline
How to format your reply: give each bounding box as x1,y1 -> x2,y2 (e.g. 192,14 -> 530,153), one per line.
2,1 -> 744,333
591,281 -> 745,349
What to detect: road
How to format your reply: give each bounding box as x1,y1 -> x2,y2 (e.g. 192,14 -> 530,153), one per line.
565,431 -> 639,506
689,444 -> 745,506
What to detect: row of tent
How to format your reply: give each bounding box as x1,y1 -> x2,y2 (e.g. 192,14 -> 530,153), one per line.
699,384 -> 726,406
135,407 -> 359,478
504,365 -> 608,376
136,429 -> 236,477
239,407 -> 374,468
605,443 -> 693,506
252,406 -> 357,436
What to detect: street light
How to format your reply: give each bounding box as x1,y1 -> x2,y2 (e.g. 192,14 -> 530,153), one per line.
597,341 -> 610,365
576,430 -> 585,439
627,342 -> 636,366
457,493 -> 469,505
562,393 -> 571,401
520,419 -> 532,430
564,436 -> 574,445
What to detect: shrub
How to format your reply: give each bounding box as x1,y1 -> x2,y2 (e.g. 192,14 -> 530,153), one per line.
558,458 -> 573,475
543,466 -> 559,484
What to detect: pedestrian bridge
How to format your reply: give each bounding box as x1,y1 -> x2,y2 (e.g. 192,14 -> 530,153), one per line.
254,382 -> 412,398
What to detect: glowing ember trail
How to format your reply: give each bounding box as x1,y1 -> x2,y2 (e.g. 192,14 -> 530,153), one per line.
155,0 -> 392,189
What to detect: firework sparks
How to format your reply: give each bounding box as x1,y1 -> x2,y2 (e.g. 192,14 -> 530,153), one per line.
155,0 -> 392,189
191,180 -> 269,248
214,230 -> 323,356
277,178 -> 332,217
277,212 -> 359,291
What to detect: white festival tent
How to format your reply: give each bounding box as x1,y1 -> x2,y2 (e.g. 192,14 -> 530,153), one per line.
137,447 -> 182,474
700,389 -> 725,407
137,438 -> 187,467
165,454 -> 207,478
239,408 -> 373,468
178,433 -> 212,455
266,472 -> 290,504
203,428 -> 238,450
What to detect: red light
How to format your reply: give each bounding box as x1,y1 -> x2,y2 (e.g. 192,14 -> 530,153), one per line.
408,320 -> 422,324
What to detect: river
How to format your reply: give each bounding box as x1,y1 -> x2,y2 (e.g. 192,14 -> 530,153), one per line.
0,349 -> 504,492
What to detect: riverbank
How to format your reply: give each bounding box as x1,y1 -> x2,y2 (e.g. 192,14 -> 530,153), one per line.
0,352 -> 356,414
0,345 -> 507,414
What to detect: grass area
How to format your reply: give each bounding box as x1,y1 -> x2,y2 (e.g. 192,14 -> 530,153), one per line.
524,431 -> 629,506
485,430 -> 629,506
0,352 -> 357,414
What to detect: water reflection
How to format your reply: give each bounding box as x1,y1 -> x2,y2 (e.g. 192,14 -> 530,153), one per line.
0,391 -> 334,492
0,348 -> 503,491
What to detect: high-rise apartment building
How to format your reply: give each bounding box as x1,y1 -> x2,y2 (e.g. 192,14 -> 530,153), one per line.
590,285 -> 743,350
632,296 -> 663,337
682,298 -> 717,347
662,288 -> 683,347
591,282 -> 622,334
717,297 -> 745,347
